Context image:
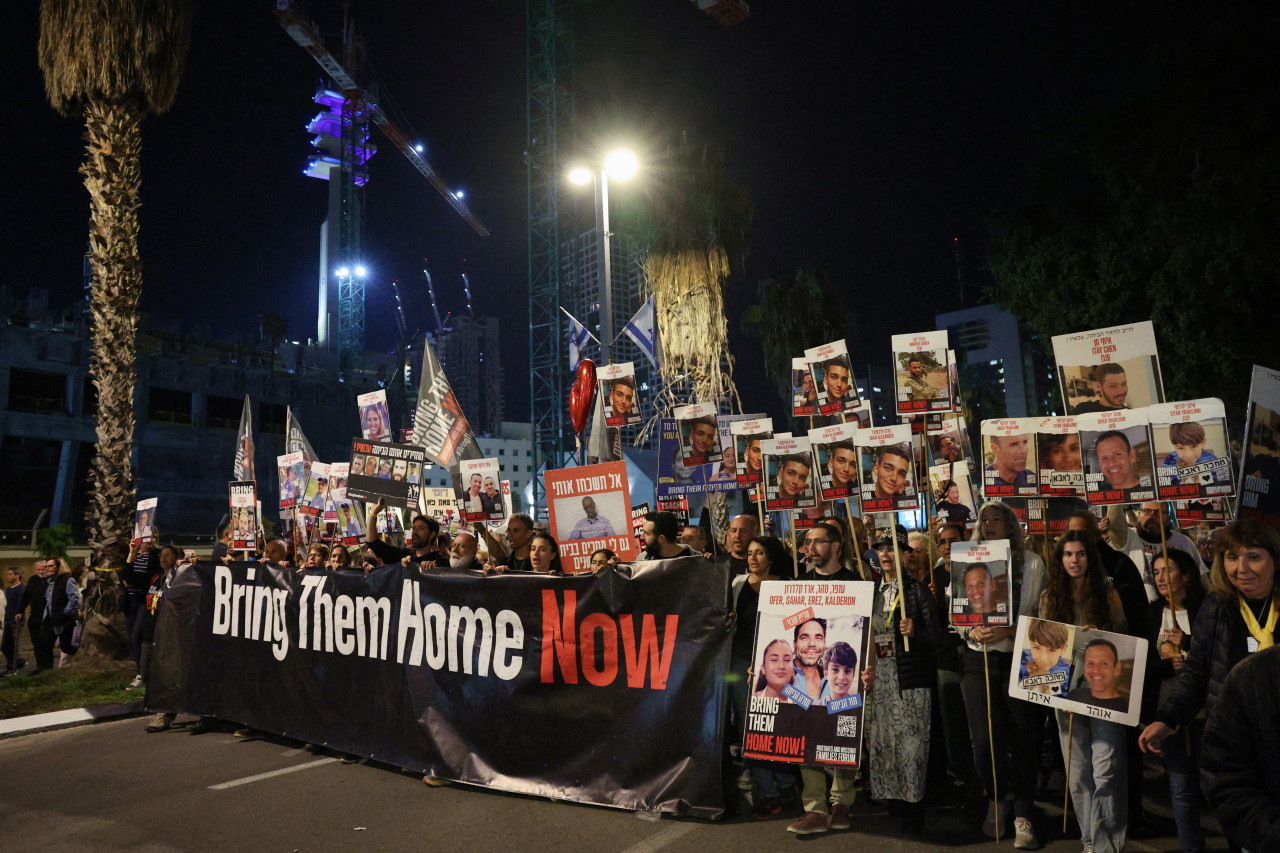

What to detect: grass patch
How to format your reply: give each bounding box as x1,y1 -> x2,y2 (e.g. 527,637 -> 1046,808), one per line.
0,659 -> 137,719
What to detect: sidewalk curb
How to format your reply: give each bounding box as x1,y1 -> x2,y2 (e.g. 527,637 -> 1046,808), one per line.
0,700 -> 146,739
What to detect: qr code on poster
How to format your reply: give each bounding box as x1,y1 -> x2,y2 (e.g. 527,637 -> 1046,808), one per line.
837,715 -> 858,738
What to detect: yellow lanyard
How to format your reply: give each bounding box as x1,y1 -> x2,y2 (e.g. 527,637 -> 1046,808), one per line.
1240,596 -> 1277,650
881,581 -> 901,631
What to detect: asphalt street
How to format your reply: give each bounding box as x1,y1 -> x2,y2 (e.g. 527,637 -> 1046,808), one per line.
0,716 -> 1229,852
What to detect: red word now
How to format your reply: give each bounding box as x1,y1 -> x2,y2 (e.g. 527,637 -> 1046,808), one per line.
540,590 -> 679,690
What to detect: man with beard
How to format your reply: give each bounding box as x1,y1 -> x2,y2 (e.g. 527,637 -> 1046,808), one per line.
364,498 -> 448,567
903,358 -> 939,402
1107,502 -> 1205,602
787,521 -> 868,835
447,530 -> 480,570
720,514 -> 758,576
640,511 -> 694,560
1073,364 -> 1129,415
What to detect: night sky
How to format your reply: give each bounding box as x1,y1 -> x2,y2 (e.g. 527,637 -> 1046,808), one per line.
7,2 -> 1160,422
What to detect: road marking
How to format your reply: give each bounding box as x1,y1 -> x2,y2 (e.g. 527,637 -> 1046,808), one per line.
617,821 -> 697,853
208,757 -> 338,790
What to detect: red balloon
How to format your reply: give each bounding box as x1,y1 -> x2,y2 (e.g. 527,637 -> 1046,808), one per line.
569,359 -> 597,436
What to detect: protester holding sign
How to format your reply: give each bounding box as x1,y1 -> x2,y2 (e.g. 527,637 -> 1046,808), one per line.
1140,549 -> 1208,853
363,498 -> 447,568
1038,530 -> 1129,853
959,502 -> 1046,848
866,527 -> 946,834
1140,518 -> 1280,853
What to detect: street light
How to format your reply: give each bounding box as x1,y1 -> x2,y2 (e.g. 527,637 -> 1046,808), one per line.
566,148 -> 638,365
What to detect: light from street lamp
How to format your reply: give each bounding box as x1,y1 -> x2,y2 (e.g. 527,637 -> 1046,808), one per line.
567,166 -> 592,185
605,149 -> 639,181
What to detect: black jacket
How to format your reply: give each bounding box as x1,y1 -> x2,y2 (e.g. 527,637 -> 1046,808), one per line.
1140,593 -> 1204,720
20,575 -> 48,628
1098,543 -> 1148,635
1201,645 -> 1280,851
877,576 -> 946,692
1156,591 -> 1274,727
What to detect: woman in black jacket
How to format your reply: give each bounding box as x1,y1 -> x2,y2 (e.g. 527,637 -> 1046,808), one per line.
1141,547 -> 1207,853
1140,519 -> 1280,851
866,531 -> 946,833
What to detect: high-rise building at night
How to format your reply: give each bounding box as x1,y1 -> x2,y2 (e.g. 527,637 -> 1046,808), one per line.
935,304 -> 1056,420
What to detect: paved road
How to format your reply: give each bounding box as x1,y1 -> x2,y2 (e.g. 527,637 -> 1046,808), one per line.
0,717 -> 1229,852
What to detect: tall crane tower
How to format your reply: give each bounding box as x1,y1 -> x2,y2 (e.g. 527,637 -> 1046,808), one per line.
273,0 -> 489,367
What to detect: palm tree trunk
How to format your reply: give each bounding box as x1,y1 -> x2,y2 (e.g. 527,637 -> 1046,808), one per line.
82,97 -> 144,551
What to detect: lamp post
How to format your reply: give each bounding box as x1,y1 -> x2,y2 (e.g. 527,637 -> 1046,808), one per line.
569,149 -> 638,366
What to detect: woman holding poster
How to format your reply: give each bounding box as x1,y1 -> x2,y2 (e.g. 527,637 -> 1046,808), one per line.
1039,531 -> 1128,853
1140,519 -> 1280,852
1139,549 -> 1207,853
958,502 -> 1046,848
866,530 -> 945,834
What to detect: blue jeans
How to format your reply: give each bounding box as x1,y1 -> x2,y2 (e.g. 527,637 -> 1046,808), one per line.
1162,719 -> 1206,853
748,760 -> 798,799
1058,710 -> 1127,853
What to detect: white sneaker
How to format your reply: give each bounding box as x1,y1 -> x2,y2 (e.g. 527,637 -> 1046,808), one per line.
125,674 -> 145,690
1013,817 -> 1038,849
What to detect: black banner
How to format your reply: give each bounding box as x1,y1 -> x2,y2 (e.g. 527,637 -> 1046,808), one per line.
148,558 -> 731,818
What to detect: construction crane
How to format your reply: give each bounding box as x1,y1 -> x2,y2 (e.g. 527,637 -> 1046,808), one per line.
273,0 -> 489,366
390,280 -> 409,342
460,272 -> 474,317
422,264 -> 445,335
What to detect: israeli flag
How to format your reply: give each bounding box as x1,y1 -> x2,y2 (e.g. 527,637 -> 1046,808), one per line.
623,296 -> 661,369
562,307 -> 597,367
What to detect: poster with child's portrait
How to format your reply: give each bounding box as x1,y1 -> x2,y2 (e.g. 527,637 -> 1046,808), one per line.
1008,617 -> 1148,726
742,579 -> 874,766
1148,399 -> 1234,502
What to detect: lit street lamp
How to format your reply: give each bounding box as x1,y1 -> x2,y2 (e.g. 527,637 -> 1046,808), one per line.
568,148 -> 638,365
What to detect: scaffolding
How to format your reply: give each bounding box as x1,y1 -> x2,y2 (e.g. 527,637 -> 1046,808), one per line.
526,0 -> 575,518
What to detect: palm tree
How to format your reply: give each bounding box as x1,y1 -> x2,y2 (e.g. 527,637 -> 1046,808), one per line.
38,1 -> 196,552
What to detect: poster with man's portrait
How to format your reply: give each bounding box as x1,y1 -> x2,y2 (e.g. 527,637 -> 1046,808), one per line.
357,389 -> 392,442
804,340 -> 862,416
980,418 -> 1039,498
1052,322 -> 1165,417
792,356 -> 819,417
1036,416 -> 1084,497
1238,365 -> 1280,530
229,481 -> 258,551
1148,399 -> 1234,502
809,421 -> 860,502
948,349 -> 962,413
298,461 -> 331,518
346,439 -> 427,510
457,457 -> 505,523
891,331 -> 951,415
761,437 -> 818,512
673,402 -> 723,467
1008,617 -> 1148,726
930,459 -> 976,528
1078,408 -> 1157,505
857,424 -> 918,513
328,462 -> 349,502
132,497 -> 158,546
949,540 -> 1010,628
927,413 -> 974,467
742,579 -> 874,766
277,451 -> 305,510
546,461 -> 636,573
731,417 -> 773,489
599,362 -> 641,428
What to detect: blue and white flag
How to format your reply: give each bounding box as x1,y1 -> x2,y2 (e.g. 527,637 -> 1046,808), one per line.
562,307 -> 598,367
623,296 -> 662,370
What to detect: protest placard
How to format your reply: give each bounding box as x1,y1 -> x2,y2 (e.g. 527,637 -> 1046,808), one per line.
598,362 -> 641,428
857,424 -> 919,513
545,461 -> 636,573
930,460 -> 976,528
1037,416 -> 1084,497
277,452 -> 305,510
1148,399 -> 1234,502
229,481 -> 257,551
1009,617 -> 1148,726
1078,408 -> 1157,504
1238,365 -> 1280,529
809,421 -> 860,502
761,437 -> 818,512
891,331 -> 951,415
804,340 -> 862,416
357,389 -> 392,442
298,461 -> 331,518
742,579 -> 874,766
673,403 -> 723,467
132,498 -> 157,546
731,418 -> 773,489
791,357 -> 819,417
949,540 -> 1011,627
457,457 -> 505,523
1052,322 -> 1164,416
346,439 -> 427,509
981,418 -> 1040,497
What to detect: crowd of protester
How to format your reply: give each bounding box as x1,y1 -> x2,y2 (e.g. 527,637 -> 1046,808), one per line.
4,499 -> 1278,849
